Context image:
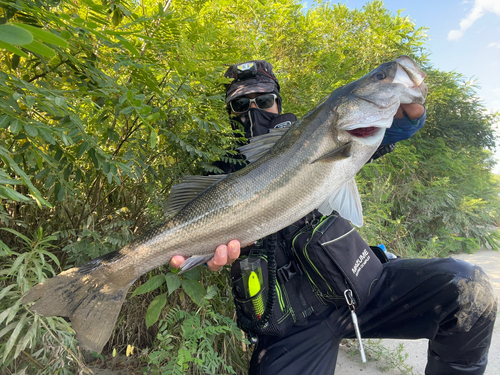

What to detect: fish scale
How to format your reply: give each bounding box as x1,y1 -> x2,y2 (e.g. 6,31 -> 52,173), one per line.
21,55 -> 427,353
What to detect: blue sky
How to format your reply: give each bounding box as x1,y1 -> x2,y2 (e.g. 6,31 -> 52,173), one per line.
306,0 -> 500,171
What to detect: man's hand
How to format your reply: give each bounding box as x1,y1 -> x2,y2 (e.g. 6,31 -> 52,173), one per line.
394,80 -> 427,120
394,103 -> 425,120
170,240 -> 241,272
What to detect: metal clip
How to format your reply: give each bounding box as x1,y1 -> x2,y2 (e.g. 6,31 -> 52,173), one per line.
344,289 -> 366,363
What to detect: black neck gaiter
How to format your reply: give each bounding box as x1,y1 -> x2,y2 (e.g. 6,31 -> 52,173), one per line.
233,108 -> 281,139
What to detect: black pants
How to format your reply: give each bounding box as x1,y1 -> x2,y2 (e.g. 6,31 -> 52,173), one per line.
249,258 -> 498,374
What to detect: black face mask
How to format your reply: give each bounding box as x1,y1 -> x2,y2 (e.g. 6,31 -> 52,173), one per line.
232,108 -> 280,138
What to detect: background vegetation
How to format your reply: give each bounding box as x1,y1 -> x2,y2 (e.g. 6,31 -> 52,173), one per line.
1,0 -> 499,373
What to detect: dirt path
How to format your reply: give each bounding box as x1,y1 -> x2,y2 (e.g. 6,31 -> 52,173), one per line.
335,249 -> 500,374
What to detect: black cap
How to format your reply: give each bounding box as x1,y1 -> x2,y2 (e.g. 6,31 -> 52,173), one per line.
224,60 -> 280,104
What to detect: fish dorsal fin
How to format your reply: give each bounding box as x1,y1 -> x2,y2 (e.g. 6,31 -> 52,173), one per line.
311,142 -> 352,164
164,175 -> 227,218
237,125 -> 292,163
317,177 -> 363,227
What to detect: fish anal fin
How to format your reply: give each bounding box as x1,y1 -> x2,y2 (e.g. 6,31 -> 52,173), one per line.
179,255 -> 214,274
311,142 -> 352,164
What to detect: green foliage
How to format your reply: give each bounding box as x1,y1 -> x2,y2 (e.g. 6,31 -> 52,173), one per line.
0,228 -> 85,374
144,295 -> 247,375
0,0 -> 499,373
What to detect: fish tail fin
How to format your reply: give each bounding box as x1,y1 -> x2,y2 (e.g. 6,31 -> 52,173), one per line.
21,251 -> 133,353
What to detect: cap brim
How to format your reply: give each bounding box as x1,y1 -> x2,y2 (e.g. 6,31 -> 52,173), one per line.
225,80 -> 277,103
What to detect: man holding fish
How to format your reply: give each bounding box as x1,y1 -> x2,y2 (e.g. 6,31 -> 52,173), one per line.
22,57 -> 497,375
171,59 -> 497,375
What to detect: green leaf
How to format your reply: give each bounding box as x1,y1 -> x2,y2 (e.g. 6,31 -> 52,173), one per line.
14,24 -> 69,48
131,275 -> 165,297
0,25 -> 33,45
34,168 -> 50,180
117,36 -> 140,57
23,40 -> 56,58
181,279 -> 206,306
3,312 -> 28,362
145,293 -> 167,328
25,95 -> 36,108
0,308 -> 13,327
182,267 -> 201,281
204,285 -> 218,300
24,123 -> 38,137
0,284 -> 16,302
9,119 -> 22,134
0,40 -> 29,58
15,317 -> 38,358
76,142 -> 89,158
0,173 -> 21,184
57,185 -> 66,201
0,115 -> 11,129
38,249 -> 61,268
45,174 -> 56,189
121,106 -> 134,115
166,273 -> 181,295
37,127 -> 55,144
0,322 -> 16,340
60,30 -> 71,40
150,129 -> 157,149
0,186 -> 31,202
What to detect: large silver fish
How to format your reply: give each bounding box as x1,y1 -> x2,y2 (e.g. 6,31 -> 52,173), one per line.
21,56 -> 427,353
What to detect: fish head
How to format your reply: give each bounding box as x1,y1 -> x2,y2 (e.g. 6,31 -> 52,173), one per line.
334,55 -> 427,147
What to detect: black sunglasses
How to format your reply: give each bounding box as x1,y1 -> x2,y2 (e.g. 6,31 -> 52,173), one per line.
229,94 -> 277,114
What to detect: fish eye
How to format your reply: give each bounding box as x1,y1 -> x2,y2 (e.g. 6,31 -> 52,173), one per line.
373,72 -> 386,81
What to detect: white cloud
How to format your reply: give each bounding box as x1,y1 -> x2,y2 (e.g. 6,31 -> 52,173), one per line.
488,42 -> 500,48
448,0 -> 500,41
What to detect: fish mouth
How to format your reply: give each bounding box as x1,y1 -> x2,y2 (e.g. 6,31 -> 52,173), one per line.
346,126 -> 380,138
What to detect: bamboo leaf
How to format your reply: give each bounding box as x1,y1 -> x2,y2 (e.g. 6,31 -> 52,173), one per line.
0,146 -> 52,208
23,40 -> 56,58
15,317 -> 38,358
116,36 -> 140,57
0,285 -> 16,302
0,40 -> 29,58
0,25 -> 33,45
0,307 -> 13,326
0,186 -> 31,202
14,24 -> 69,48
3,312 -> 28,362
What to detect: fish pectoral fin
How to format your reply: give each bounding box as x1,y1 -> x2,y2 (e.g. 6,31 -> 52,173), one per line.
317,177 -> 363,227
164,175 -> 228,218
179,255 -> 215,273
237,124 -> 292,163
311,142 -> 352,164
